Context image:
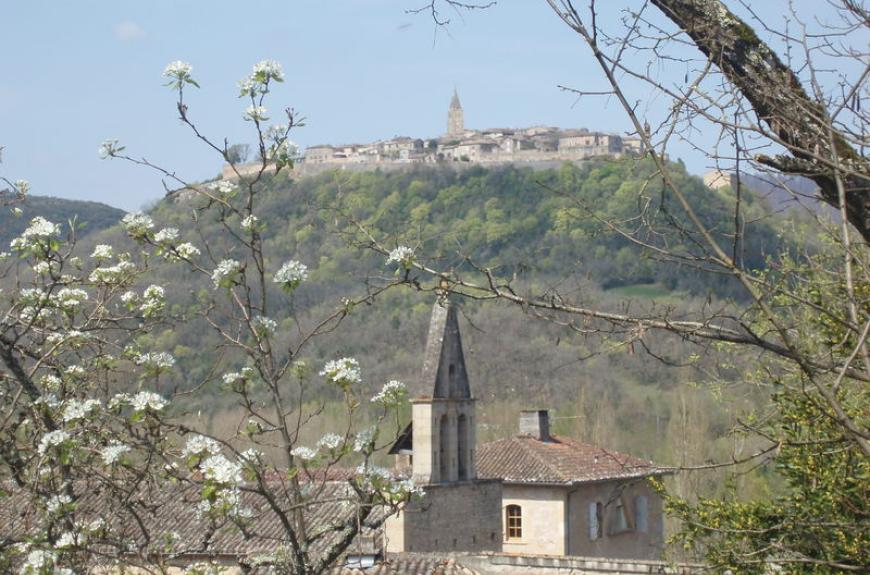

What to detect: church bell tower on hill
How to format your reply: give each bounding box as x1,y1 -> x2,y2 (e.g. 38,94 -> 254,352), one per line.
447,89 -> 465,137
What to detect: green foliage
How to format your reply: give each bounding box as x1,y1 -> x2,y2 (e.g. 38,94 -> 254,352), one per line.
666,250 -> 870,573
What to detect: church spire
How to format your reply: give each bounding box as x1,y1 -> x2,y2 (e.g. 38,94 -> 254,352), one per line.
447,89 -> 465,137
450,88 -> 462,110
420,299 -> 471,399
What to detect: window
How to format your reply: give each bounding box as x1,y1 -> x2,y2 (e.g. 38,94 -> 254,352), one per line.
588,501 -> 603,540
506,505 -> 523,540
457,414 -> 469,480
614,499 -> 629,533
438,414 -> 449,480
635,495 -> 649,533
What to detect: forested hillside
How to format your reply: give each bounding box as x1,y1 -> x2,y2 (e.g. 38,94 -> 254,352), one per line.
76,159 -> 801,498
0,191 -> 125,246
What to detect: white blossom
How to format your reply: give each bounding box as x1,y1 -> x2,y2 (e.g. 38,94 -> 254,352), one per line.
251,315 -> 277,337
140,284 -> 165,317
320,357 -> 361,388
134,352 -> 175,372
172,242 -> 201,261
202,454 -> 242,485
101,441 -> 131,466
222,371 -> 245,387
273,260 -> 308,288
62,398 -> 101,422
290,446 -> 318,461
238,448 -> 262,464
37,430 -> 70,455
238,60 -> 284,98
89,260 -> 136,285
355,464 -> 392,491
20,288 -> 49,306
243,105 -> 268,122
90,244 -> 113,259
10,217 -> 61,251
10,207 -> 23,217
206,180 -> 236,197
39,373 -> 61,389
98,138 -> 123,159
371,379 -> 408,406
153,227 -> 179,244
183,434 -> 222,457
64,365 -> 85,378
121,212 -> 154,238
240,214 -> 259,232
163,60 -> 195,89
55,531 -> 81,549
46,494 -> 71,513
54,287 -> 89,310
15,179 -> 31,196
164,60 -> 193,77
253,59 -> 284,82
129,391 -> 168,412
120,290 -> 139,306
19,549 -> 56,574
212,259 -> 242,288
317,433 -> 343,451
386,245 -> 415,268
353,427 -> 375,453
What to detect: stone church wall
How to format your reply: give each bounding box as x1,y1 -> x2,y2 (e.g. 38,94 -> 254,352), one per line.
385,480 -> 503,554
565,479 -> 664,560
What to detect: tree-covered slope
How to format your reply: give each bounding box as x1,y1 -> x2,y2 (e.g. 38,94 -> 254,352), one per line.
0,191 -> 125,247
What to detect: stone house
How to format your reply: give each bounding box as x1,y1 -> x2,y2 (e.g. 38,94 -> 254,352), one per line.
385,301 -> 668,561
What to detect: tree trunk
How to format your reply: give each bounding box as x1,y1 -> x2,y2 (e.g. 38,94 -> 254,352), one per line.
651,0 -> 870,244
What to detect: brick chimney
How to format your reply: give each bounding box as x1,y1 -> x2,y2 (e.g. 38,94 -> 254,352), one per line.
519,409 -> 551,442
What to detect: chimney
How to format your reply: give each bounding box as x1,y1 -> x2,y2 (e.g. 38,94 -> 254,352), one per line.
519,409 -> 551,442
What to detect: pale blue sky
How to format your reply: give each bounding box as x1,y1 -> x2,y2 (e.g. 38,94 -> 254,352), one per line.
0,1 -> 849,211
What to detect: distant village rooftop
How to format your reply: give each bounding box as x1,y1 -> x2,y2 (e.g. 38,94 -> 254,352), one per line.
221,91 -> 644,180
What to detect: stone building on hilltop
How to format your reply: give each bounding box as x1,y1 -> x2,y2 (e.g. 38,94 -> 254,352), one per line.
223,90 -> 645,179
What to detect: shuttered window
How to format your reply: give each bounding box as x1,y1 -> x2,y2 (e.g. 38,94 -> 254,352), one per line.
588,501 -> 603,540
635,495 -> 649,533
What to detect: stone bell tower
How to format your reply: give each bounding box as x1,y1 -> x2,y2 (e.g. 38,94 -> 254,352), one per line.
385,299 -> 501,554
410,299 -> 476,484
447,89 -> 465,138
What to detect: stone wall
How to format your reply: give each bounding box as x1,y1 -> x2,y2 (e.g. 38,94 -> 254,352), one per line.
385,480 -> 503,554
456,553 -> 699,575
565,479 -> 664,560
502,485 -> 567,556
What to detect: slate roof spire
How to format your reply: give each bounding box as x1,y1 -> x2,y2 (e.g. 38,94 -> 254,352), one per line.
450,88 -> 462,110
420,299 -> 471,399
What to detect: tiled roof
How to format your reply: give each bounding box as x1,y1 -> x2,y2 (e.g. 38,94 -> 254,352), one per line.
1,480 -> 384,560
332,555 -> 480,575
476,435 -> 665,485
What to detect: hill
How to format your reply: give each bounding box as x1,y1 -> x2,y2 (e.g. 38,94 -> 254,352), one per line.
62,160 -> 795,484
0,191 -> 125,247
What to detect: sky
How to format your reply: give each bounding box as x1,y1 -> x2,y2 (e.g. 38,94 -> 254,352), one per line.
0,1 -> 850,211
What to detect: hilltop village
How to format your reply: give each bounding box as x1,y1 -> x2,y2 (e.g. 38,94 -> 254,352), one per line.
222,91 -> 644,179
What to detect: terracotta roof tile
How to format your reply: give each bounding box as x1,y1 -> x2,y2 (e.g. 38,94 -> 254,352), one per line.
476,435 -> 664,484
